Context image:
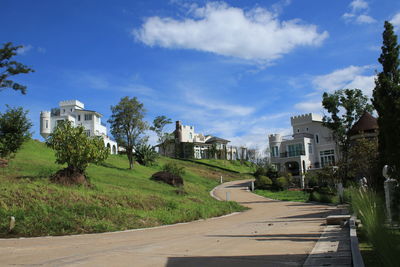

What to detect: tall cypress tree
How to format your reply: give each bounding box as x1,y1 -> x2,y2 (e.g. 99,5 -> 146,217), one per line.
372,21 -> 400,182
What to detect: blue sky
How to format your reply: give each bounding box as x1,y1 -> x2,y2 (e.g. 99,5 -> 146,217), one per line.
1,0 -> 400,153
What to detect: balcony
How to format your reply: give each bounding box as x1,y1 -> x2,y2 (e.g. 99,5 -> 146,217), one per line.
280,150 -> 306,158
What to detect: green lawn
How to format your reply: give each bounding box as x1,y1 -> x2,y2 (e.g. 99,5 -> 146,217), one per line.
254,189 -> 310,202
194,159 -> 256,173
0,140 -> 249,238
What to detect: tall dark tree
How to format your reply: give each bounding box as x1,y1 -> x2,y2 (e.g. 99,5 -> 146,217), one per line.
108,96 -> 148,169
322,88 -> 374,180
150,115 -> 172,156
0,42 -> 34,95
373,21 -> 400,181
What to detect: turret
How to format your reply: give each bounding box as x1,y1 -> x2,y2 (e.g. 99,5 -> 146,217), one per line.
40,111 -> 51,139
175,121 -> 182,143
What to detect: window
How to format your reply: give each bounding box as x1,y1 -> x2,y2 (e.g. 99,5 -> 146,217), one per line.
84,114 -> 92,121
308,143 -> 312,154
320,150 -> 335,167
189,132 -> 193,139
78,115 -> 81,121
63,109 -> 65,113
297,128 -> 300,132
315,134 -> 319,144
306,127 -> 309,132
84,130 -> 90,137
45,120 -> 49,129
70,108 -> 72,112
56,119 -> 64,126
271,146 -> 279,157
287,143 -> 304,157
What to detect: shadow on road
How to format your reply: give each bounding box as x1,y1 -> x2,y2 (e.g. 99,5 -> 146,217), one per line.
166,253 -> 308,267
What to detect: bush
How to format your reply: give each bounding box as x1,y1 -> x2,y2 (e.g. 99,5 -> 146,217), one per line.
46,121 -> 109,184
275,177 -> 289,190
0,106 -> 32,159
134,144 -> 158,166
161,162 -> 185,177
305,171 -> 319,188
309,191 -> 337,203
151,171 -> 183,187
255,175 -> 272,190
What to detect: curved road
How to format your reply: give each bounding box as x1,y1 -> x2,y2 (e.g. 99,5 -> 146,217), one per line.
0,180 -> 336,266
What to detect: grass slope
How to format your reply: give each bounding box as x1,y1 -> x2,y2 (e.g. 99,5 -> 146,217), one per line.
0,140 -> 249,238
194,159 -> 256,174
254,189 -> 310,202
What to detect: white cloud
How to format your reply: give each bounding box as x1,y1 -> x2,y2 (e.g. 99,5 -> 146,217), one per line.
16,44 -> 33,55
390,12 -> 400,28
294,101 -> 322,112
134,2 -> 328,63
350,0 -> 369,11
342,0 -> 376,24
356,14 -> 376,24
184,90 -> 255,117
312,65 -> 375,96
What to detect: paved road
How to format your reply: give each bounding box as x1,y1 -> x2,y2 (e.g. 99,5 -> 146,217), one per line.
0,180 -> 336,266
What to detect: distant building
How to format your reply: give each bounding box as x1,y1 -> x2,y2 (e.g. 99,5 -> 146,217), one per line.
158,121 -> 246,160
268,113 -> 339,185
40,100 -> 118,154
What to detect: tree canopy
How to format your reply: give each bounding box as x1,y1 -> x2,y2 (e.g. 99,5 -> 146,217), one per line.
108,96 -> 148,169
0,42 -> 34,95
322,88 -> 374,180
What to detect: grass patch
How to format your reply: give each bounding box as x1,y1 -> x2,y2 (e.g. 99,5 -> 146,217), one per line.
194,159 -> 256,174
0,140 -> 248,238
254,189 -> 310,202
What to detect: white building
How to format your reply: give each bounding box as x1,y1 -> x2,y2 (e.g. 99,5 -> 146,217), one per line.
268,113 -> 339,185
40,100 -> 118,154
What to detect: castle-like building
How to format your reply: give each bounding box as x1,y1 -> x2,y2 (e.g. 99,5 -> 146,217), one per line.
40,100 -> 118,154
158,121 -> 246,160
268,113 -> 339,185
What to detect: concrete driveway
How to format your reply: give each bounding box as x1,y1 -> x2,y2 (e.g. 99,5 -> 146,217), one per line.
0,180 -> 335,266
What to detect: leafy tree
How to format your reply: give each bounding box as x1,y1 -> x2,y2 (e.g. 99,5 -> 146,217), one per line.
0,106 -> 32,159
108,96 -> 148,169
0,42 -> 34,95
348,137 -> 379,188
372,21 -> 400,182
322,88 -> 373,180
46,121 -> 109,181
150,115 -> 172,156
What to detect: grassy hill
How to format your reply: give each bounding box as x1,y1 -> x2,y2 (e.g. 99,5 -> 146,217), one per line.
193,159 -> 256,174
0,140 -> 251,238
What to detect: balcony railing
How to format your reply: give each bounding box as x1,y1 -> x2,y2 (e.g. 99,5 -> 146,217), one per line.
280,150 -> 306,158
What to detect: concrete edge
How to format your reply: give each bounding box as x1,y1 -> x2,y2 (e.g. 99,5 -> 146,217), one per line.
350,216 -> 365,267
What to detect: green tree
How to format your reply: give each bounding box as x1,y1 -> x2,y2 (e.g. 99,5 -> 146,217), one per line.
0,42 -> 34,95
46,121 -> 109,183
108,96 -> 148,169
348,137 -> 379,188
372,21 -> 400,182
0,106 -> 32,159
150,115 -> 172,156
322,88 -> 373,180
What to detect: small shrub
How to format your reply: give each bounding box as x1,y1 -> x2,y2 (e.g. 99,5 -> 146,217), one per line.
275,177 -> 289,190
305,171 -> 319,188
134,144 -> 158,166
255,175 -> 272,190
151,171 -> 183,187
162,162 -> 185,177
